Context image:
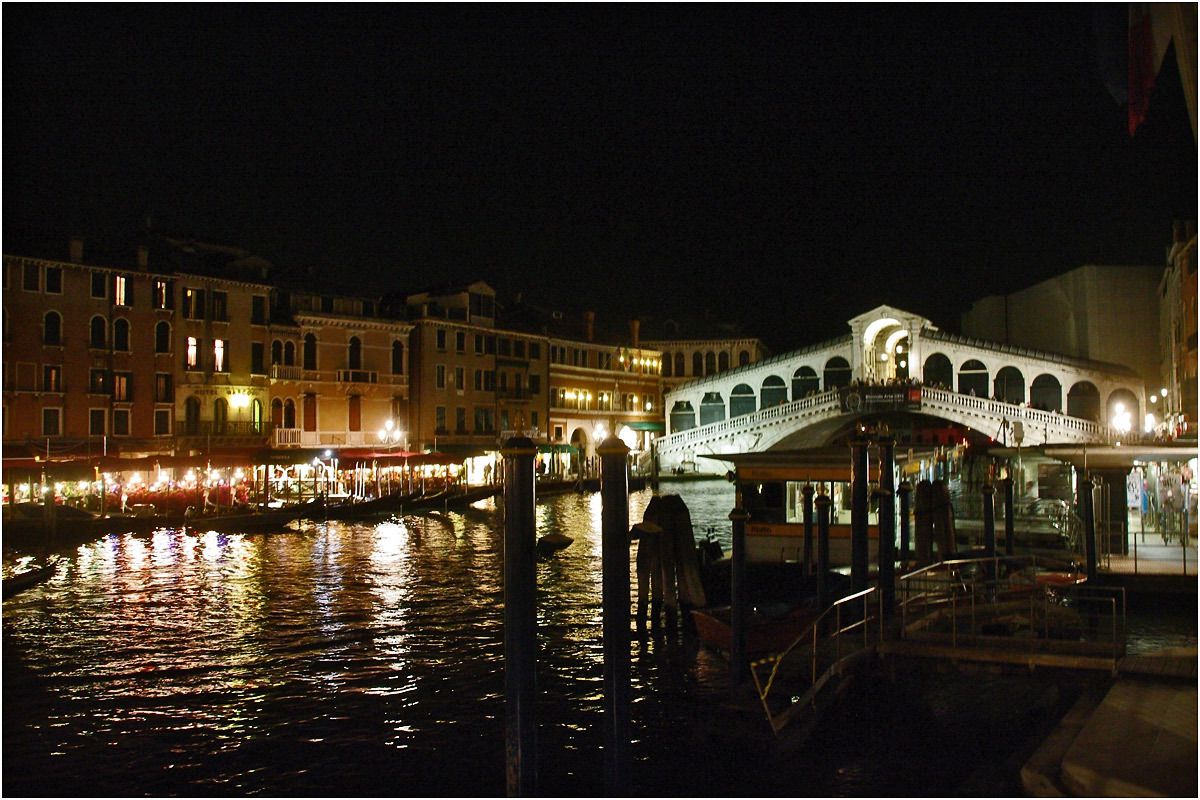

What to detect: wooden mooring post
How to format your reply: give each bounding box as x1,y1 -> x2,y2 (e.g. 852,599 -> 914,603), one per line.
877,437 -> 896,618
729,503 -> 750,690
598,436 -> 631,796
850,437 -> 870,592
982,483 -> 996,557
802,483 -> 815,576
501,437 -> 537,797
816,493 -> 832,611
898,481 -> 912,567
1003,477 -> 1015,556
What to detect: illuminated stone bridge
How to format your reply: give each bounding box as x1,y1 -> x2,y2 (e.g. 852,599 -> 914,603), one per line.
654,306 -> 1146,473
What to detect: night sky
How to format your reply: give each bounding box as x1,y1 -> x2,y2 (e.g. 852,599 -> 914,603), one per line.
4,4 -> 1196,349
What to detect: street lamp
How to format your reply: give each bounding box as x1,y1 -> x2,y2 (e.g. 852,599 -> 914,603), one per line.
378,418 -> 404,449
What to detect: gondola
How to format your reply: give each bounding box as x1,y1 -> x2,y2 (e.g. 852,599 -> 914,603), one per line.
322,490 -> 423,520
183,499 -> 321,533
3,557 -> 62,600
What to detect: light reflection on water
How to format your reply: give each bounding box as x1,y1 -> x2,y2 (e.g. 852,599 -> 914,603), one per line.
3,479 -> 1195,796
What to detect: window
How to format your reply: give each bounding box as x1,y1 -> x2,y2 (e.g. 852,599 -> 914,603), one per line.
469,292 -> 494,318
436,329 -> 447,350
183,288 -> 205,319
435,364 -> 446,389
529,342 -> 540,360
90,409 -> 107,436
251,295 -> 267,325
392,341 -> 404,374
23,262 -> 40,291
483,370 -> 495,391
186,336 -> 200,370
531,411 -> 538,430
474,334 -> 484,354
113,318 -> 130,351
474,369 -> 483,391
348,336 -> 362,370
213,398 -> 228,434
251,342 -> 265,374
90,316 -> 107,348
456,406 -> 466,432
303,334 -> 317,369
435,405 -> 447,433
43,312 -> 62,346
42,407 -> 61,436
155,373 -> 173,403
154,409 -> 172,436
184,396 -> 202,435
529,375 -> 541,394
89,368 -> 108,394
271,340 -> 283,365
498,338 -> 511,357
45,266 -> 62,294
284,341 -> 296,366
155,321 -> 171,353
498,372 -> 508,392
514,340 -> 526,358
113,274 -> 131,306
91,271 -> 107,299
474,406 -> 494,433
42,365 -> 62,392
154,279 -> 173,309
455,331 -> 465,353
252,398 -> 263,433
112,372 -> 131,402
112,409 -> 130,436
213,339 -> 227,372
485,336 -> 495,355
454,366 -> 464,390
211,291 -> 228,321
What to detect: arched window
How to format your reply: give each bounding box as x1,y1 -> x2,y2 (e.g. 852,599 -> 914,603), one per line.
730,383 -> 756,417
993,367 -> 1025,405
823,357 -> 852,390
213,397 -> 229,434
739,350 -> 750,367
699,392 -> 726,425
271,398 -> 283,428
303,333 -> 317,370
669,401 -> 696,432
348,336 -> 362,370
792,366 -> 819,400
155,321 -> 171,353
271,339 -> 283,365
761,375 -> 788,407
704,351 -> 716,375
662,353 -> 673,378
692,352 -> 703,377
391,340 -> 404,375
284,340 -> 296,366
302,393 -> 317,432
922,353 -> 953,389
1067,381 -> 1101,421
718,351 -> 730,372
251,399 -> 263,433
283,398 -> 297,429
1030,374 -> 1062,412
184,396 -> 201,435
90,316 -> 107,349
957,359 -> 988,397
43,311 -> 62,346
113,318 -> 130,352
674,352 -> 685,377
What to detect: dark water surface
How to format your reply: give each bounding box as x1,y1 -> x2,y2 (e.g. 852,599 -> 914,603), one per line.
3,480 -> 1195,796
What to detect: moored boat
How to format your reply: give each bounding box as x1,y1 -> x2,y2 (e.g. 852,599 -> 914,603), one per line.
691,602 -> 822,658
3,557 -> 62,600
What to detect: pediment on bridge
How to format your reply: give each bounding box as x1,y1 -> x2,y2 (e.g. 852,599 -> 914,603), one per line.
847,305 -> 933,333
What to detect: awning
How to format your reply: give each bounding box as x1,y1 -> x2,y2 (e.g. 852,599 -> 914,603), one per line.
625,421 -> 665,432
537,444 -> 578,454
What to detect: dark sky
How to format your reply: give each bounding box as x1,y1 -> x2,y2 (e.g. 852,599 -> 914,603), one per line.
4,4 -> 1195,349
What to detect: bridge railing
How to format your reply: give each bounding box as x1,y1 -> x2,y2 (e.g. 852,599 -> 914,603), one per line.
920,388 -> 1104,437
656,389 -> 841,453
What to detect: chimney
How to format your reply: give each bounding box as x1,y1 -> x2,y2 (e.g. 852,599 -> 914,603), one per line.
68,236 -> 84,264
136,245 -> 149,271
629,318 -> 640,349
584,310 -> 595,342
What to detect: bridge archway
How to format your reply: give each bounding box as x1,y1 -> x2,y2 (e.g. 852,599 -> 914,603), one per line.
670,401 -> 696,431
792,366 -> 820,400
700,392 -> 726,425
1067,381 -> 1101,421
923,353 -> 953,389
674,352 -> 684,377
823,357 -> 852,390
569,427 -> 589,473
994,366 -> 1025,404
1031,373 -> 1062,412
730,383 -> 756,417
692,352 -> 703,377
704,351 -> 716,376
958,359 -> 989,397
761,375 -> 788,407
719,351 -> 730,371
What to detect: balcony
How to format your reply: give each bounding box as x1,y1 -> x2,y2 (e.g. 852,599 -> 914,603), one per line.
274,427 -> 302,447
499,428 -> 542,441
270,364 -> 303,381
497,387 -> 533,402
337,369 -> 378,384
175,421 -> 270,440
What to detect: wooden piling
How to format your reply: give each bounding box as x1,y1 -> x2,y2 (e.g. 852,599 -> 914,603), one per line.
501,436 -> 537,797
982,483 -> 996,557
729,503 -> 750,690
1003,477 -> 1015,556
802,483 -> 815,576
816,493 -> 832,611
877,437 -> 896,617
850,437 -> 869,592
914,479 -> 933,565
598,436 -> 631,796
898,481 -> 912,567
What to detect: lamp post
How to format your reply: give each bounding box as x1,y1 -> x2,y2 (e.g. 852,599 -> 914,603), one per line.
378,419 -> 404,494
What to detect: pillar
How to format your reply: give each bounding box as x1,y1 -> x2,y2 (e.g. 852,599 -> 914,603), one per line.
982,483 -> 996,557
898,481 -> 912,567
501,437 -> 537,796
850,437 -> 870,592
877,437 -> 896,617
729,503 -> 750,691
1003,477 -> 1015,556
598,436 -> 631,796
801,483 -> 815,576
816,494 -> 832,611
1077,468 -> 1097,584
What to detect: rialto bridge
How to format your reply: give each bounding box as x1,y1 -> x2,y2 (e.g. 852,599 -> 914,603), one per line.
654,306 -> 1148,473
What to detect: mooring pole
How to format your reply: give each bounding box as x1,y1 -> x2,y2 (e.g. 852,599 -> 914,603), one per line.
982,483 -> 996,558
1082,474 -> 1098,584
816,493 -> 832,611
598,436 -> 631,796
729,502 -> 750,691
849,437 -> 869,592
1003,477 -> 1015,556
501,436 -> 537,797
802,483 -> 815,576
878,437 -> 896,618
898,481 -> 912,568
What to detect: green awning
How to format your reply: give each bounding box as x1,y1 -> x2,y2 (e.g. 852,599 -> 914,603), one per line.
625,421 -> 665,432
537,444 -> 578,454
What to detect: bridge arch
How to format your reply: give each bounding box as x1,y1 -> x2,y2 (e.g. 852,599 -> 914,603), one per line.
823,357 -> 852,390
674,352 -> 684,377
761,375 -> 788,407
923,353 -> 953,389
704,351 -> 716,375
692,352 -> 703,377
700,392 -> 726,425
719,351 -> 730,372
1106,388 -> 1139,433
993,366 -> 1025,405
1030,373 -> 1062,412
730,383 -> 756,417
792,366 -> 820,400
1067,381 -> 1101,421
957,358 -> 989,397
670,401 -> 696,431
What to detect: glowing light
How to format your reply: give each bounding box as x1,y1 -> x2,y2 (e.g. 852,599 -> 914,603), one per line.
879,353 -> 888,362
1150,395 -> 1158,404
1144,413 -> 1156,433
899,360 -> 907,369
1161,388 -> 1168,398
234,468 -> 244,480
229,391 -> 251,409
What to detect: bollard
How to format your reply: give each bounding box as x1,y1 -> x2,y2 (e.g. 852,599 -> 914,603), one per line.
849,438 -> 869,592
501,437 -> 538,797
729,503 -> 750,691
1003,477 -> 1015,556
802,483 -> 815,577
598,436 -> 631,796
898,481 -> 912,568
816,494 -> 832,611
878,437 -> 896,618
982,484 -> 996,557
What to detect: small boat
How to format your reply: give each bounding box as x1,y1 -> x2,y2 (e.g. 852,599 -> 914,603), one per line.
3,557 -> 61,600
323,490 -> 421,520
691,602 -> 822,658
440,485 -> 499,509
537,532 -> 574,554
183,502 -> 314,533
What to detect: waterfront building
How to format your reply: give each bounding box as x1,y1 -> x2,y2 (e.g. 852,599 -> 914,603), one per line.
1159,220 -> 1197,434
641,313 -> 770,395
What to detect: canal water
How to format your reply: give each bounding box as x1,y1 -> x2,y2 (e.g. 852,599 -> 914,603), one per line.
3,480 -> 1195,796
